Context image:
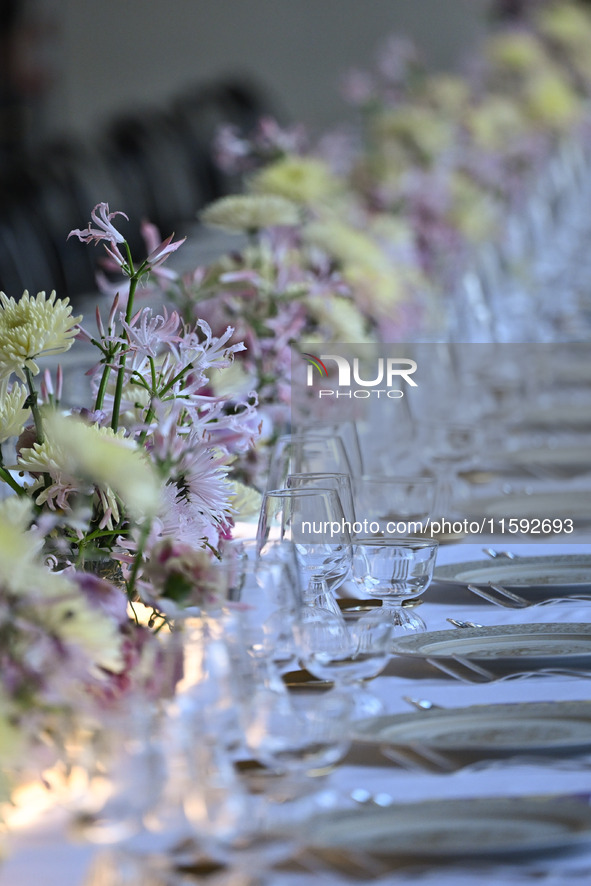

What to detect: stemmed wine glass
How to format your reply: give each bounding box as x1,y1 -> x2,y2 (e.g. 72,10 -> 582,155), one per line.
353,475 -> 436,536
266,434 -> 352,490
351,536 -> 439,640
291,420 -> 364,476
287,471 -> 356,523
294,600 -> 393,718
216,538 -> 302,672
416,421 -> 477,521
257,487 -> 353,605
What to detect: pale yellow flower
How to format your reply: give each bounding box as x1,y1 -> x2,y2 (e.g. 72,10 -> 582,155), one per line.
343,265 -> 408,318
305,219 -> 389,271
448,174 -> 500,242
536,3 -> 591,49
524,71 -> 581,128
373,106 -> 455,160
0,378 -> 30,443
0,496 -> 33,531
228,480 -> 262,521
42,412 -> 161,520
0,512 -> 44,595
47,594 -> 124,674
423,74 -> 470,114
210,360 -> 255,398
306,295 -> 371,343
249,156 -> 340,205
0,291 -> 82,380
466,96 -> 528,151
201,193 -> 299,232
486,32 -> 549,72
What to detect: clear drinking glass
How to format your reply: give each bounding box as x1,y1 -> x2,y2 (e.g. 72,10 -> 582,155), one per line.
216,540 -> 302,671
353,475 -> 436,536
351,536 -> 439,639
294,604 -> 393,718
292,420 -> 364,476
257,487 -> 353,598
266,434 -> 352,491
287,471 -> 356,523
416,421 -> 477,521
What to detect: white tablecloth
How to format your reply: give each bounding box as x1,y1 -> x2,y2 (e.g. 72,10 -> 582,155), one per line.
1,541 -> 590,885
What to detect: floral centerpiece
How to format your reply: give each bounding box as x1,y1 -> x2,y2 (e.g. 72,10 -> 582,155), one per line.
0,204 -> 263,811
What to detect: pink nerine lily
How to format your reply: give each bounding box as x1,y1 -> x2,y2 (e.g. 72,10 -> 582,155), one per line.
68,202 -> 129,245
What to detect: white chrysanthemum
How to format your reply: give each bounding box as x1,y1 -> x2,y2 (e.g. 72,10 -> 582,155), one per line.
249,156 -> 340,205
0,512 -> 44,594
210,360 -> 255,398
0,291 -> 82,380
0,379 -> 30,443
305,219 -> 389,271
228,480 -> 262,521
201,194 -> 300,232
48,595 -> 124,674
306,295 -> 372,343
0,496 -> 33,530
43,412 -> 161,520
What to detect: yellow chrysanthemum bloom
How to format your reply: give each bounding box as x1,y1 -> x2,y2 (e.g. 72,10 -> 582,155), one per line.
228,480 -> 262,521
466,96 -> 528,151
524,71 -> 581,128
536,3 -> 591,50
373,106 -> 456,160
0,496 -> 33,531
306,295 -> 372,343
423,74 -> 470,114
43,412 -> 161,520
210,360 -> 255,399
343,264 -> 408,318
200,194 -> 300,232
0,512 -> 44,595
305,218 -> 389,271
0,291 -> 82,380
249,156 -> 340,206
0,378 -> 29,443
486,32 -> 549,72
448,174 -> 500,242
46,594 -> 124,674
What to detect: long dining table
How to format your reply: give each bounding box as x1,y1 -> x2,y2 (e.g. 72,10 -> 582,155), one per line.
1,536 -> 590,886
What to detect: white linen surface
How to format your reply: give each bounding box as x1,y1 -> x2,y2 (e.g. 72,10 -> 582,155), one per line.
1,540 -> 590,886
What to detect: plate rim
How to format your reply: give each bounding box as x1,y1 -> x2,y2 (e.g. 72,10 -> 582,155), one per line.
433,554 -> 591,589
350,699 -> 591,753
390,622 -> 591,662
307,795 -> 591,860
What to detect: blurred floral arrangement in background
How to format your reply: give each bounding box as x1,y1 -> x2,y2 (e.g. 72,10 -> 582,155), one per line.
1,0 -> 591,814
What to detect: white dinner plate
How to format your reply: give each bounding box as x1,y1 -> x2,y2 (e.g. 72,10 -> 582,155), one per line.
501,444 -> 591,475
390,623 -> 591,672
433,554 -> 591,595
518,403 -> 591,431
351,700 -> 591,756
307,796 -> 591,860
464,490 -> 591,522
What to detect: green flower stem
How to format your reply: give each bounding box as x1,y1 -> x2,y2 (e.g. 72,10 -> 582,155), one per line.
110,244 -> 144,432
24,365 -> 44,444
94,357 -> 113,412
0,464 -> 25,496
125,518 -> 151,603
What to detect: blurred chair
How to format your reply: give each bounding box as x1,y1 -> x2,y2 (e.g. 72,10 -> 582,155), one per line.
0,75 -> 280,302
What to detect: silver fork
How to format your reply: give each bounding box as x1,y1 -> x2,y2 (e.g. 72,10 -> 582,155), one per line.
467,583 -> 591,609
482,548 -> 519,559
467,582 -> 530,608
